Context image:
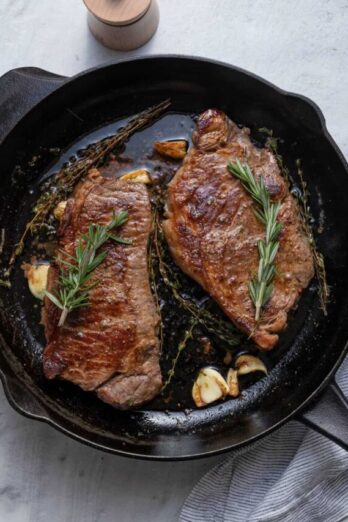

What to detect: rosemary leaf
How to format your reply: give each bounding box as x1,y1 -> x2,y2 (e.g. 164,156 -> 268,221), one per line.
9,99 -> 171,268
46,211 -> 131,327
228,160 -> 282,321
261,129 -> 328,314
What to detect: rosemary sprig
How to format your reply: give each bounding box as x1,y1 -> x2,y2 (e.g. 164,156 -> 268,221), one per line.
228,160 -> 282,321
45,211 -> 130,327
9,99 -> 171,268
259,129 -> 328,314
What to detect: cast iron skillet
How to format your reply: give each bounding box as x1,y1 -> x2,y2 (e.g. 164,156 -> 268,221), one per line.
0,56 -> 347,460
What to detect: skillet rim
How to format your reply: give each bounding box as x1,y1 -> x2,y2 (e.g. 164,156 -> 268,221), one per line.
0,54 -> 347,460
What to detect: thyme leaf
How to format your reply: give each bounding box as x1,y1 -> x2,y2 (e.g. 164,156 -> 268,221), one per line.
295,159 -> 329,314
152,203 -> 242,346
148,203 -> 163,353
260,128 -> 328,314
162,319 -> 198,389
9,99 -> 171,268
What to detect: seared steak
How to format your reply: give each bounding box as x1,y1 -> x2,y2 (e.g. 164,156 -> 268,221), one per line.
43,169 -> 162,408
163,109 -> 314,349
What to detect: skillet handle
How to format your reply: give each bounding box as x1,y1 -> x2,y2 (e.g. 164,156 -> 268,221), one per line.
1,373 -> 50,421
297,382 -> 348,450
0,66 -> 66,143
0,66 -> 65,421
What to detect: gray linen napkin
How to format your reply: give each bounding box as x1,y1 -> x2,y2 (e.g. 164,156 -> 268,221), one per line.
180,358 -> 348,522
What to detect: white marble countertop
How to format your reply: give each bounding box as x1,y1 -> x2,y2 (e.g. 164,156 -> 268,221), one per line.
0,1 -> 347,520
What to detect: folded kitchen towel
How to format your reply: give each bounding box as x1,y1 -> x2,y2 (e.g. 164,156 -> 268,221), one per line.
180,357 -> 348,522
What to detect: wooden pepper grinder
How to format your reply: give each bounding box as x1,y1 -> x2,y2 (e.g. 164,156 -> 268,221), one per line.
83,0 -> 159,51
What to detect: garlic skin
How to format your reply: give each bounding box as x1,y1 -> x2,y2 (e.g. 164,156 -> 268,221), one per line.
119,169 -> 151,184
53,200 -> 67,220
192,367 -> 229,408
223,351 -> 233,365
235,354 -> 268,376
154,140 -> 188,159
23,264 -> 50,300
227,369 -> 239,397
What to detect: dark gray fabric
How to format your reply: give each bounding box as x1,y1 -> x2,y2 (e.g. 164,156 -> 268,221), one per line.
180,358 -> 348,522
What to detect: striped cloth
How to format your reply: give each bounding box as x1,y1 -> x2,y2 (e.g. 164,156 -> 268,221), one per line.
180,357 -> 348,522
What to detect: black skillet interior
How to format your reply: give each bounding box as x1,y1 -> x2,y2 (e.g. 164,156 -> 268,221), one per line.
0,57 -> 347,459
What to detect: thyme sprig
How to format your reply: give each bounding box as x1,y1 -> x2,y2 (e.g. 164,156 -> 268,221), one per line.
46,211 -> 130,327
153,207 -> 242,346
228,160 -> 282,321
148,204 -> 163,352
295,159 -> 329,314
259,129 -> 328,314
9,99 -> 171,268
163,319 -> 198,389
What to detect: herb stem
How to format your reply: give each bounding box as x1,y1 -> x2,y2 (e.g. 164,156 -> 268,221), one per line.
58,308 -> 69,327
152,207 -> 241,346
260,132 -> 328,315
228,160 -> 282,321
46,211 -> 130,327
9,99 -> 171,269
255,281 -> 266,321
295,159 -> 329,314
149,204 -> 163,352
163,319 -> 198,389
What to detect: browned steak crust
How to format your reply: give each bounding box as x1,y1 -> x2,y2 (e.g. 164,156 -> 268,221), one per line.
163,109 -> 314,349
43,169 -> 162,408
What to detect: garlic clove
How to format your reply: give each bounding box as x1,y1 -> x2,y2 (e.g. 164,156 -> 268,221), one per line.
192,367 -> 229,408
119,169 -> 151,184
154,140 -> 188,159
226,368 -> 239,397
192,381 -> 205,408
23,263 -> 50,300
235,354 -> 268,376
53,200 -> 67,220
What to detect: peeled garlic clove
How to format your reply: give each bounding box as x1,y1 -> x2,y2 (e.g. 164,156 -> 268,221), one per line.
227,369 -> 239,397
235,354 -> 268,376
192,367 -> 229,408
23,263 -> 50,300
119,169 -> 151,184
53,200 -> 67,220
154,140 -> 188,159
192,381 -> 205,408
